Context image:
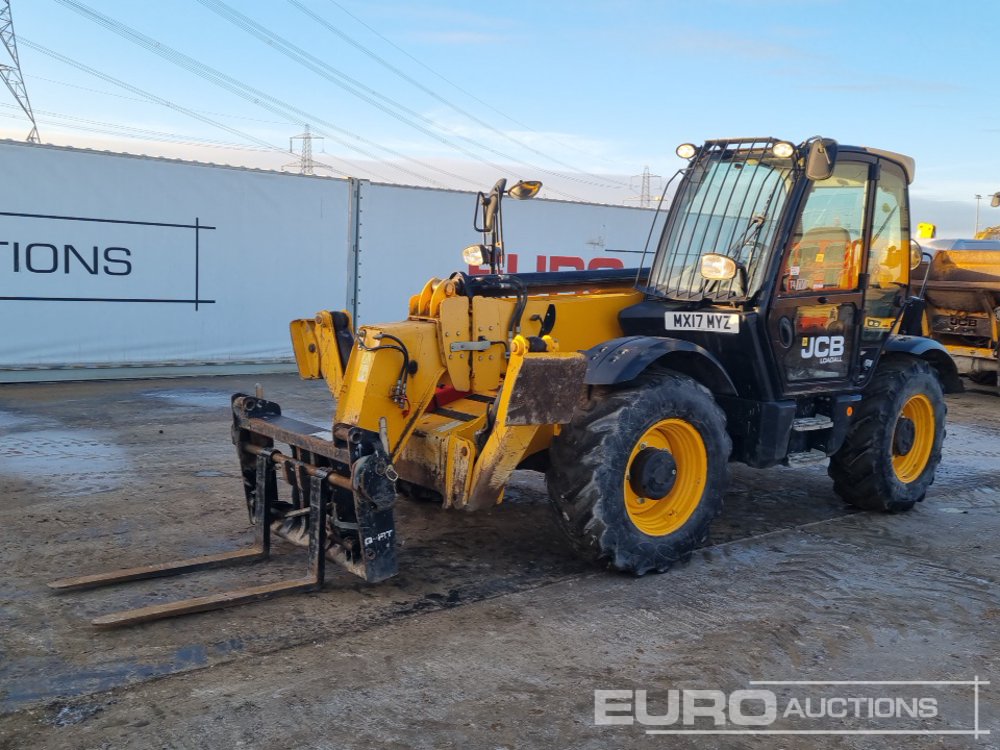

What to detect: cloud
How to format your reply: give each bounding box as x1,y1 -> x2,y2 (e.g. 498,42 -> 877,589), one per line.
661,28 -> 808,62
404,30 -> 512,46
365,3 -> 520,46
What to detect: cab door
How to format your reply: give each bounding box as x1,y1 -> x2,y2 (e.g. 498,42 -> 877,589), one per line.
857,159 -> 911,382
766,158 -> 873,394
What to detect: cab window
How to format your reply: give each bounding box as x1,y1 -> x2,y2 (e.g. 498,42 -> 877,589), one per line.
781,162 -> 869,294
864,161 -> 909,324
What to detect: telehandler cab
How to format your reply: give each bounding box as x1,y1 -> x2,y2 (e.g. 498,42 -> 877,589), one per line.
52,136 -> 959,627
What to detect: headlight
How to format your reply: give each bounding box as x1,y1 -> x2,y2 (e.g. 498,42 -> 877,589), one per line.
507,180 -> 542,200
772,141 -> 795,158
700,253 -> 738,281
462,244 -> 486,266
676,143 -> 697,160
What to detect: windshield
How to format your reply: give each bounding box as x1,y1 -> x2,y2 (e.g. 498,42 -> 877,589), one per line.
645,140 -> 795,301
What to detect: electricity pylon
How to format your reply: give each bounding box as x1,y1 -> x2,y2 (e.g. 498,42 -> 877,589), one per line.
0,1 -> 39,142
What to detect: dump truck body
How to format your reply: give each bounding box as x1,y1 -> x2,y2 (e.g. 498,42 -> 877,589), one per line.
919,239 -> 1000,385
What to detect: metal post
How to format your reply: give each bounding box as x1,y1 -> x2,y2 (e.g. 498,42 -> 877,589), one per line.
346,178 -> 369,322
975,194 -> 982,235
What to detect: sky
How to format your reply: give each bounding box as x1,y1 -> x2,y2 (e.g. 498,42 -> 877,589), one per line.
1,0 -> 998,237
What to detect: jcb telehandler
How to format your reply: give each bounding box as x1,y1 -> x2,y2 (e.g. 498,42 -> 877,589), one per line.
52,137 -> 960,627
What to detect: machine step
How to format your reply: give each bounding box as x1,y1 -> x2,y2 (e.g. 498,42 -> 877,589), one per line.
792,416 -> 833,432
785,449 -> 829,467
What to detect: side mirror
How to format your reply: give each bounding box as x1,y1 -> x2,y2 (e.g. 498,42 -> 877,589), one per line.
482,178 -> 507,233
992,192 -> 1000,208
805,138 -> 838,181
909,240 -> 923,270
482,194 -> 498,233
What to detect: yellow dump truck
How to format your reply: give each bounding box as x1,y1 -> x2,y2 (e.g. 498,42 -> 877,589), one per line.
919,238 -> 1000,386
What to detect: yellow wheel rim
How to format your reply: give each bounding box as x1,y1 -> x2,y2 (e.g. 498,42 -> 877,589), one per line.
891,394 -> 935,483
623,418 -> 707,536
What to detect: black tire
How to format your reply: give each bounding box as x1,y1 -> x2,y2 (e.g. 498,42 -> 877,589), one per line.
968,370 -> 998,386
829,357 -> 946,512
546,370 -> 731,575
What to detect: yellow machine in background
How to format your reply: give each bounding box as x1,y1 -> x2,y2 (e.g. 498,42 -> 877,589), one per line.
911,193 -> 1000,386
919,241 -> 1000,386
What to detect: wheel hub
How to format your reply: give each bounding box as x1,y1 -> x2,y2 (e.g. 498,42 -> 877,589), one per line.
893,416 -> 916,456
629,448 -> 677,500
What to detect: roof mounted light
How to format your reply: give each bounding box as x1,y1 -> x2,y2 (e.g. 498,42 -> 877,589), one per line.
772,141 -> 795,158
676,143 -> 697,160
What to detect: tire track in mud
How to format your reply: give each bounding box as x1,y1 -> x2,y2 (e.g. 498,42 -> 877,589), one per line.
1,444 -> 976,713
0,498 -> 870,716
3,384 -> 998,715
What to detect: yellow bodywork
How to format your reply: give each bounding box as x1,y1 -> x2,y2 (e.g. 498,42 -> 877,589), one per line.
291,276 -> 643,508
921,249 -> 1000,380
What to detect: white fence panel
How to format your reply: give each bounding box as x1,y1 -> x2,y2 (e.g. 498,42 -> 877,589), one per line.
0,142 -> 348,375
0,143 -> 666,380
353,182 -> 659,324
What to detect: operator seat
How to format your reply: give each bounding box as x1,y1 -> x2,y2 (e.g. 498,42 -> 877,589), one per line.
786,226 -> 853,291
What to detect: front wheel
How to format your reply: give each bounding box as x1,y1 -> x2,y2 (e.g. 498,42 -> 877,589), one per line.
829,357 -> 946,512
546,370 -> 731,575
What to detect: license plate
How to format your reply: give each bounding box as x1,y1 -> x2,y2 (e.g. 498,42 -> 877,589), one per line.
664,311 -> 740,334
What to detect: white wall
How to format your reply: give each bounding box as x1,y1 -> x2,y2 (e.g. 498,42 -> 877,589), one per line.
0,142 -> 348,374
354,181 -> 659,324
0,142 -> 660,379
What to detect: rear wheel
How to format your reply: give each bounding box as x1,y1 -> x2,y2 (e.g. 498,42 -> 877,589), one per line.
829,357 -> 945,512
546,370 -> 731,574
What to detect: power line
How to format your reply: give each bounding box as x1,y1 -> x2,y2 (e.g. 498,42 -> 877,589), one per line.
0,104 -> 269,151
195,0 -> 591,199
19,37 -> 364,178
288,0 -> 630,190
322,0 -> 626,172
52,0 -> 484,190
0,0 -> 38,141
26,72 -> 291,127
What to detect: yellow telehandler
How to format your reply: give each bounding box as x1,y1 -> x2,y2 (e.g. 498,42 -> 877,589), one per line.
52,137 -> 960,627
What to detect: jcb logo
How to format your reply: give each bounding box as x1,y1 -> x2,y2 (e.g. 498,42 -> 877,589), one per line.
801,335 -> 845,359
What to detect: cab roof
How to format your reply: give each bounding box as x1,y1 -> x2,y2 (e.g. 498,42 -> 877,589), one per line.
855,146 -> 916,184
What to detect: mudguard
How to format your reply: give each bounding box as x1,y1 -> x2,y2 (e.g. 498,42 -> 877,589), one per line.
583,335 -> 737,395
884,335 -> 963,393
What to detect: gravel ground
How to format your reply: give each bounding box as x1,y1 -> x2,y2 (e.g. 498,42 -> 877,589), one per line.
0,374 -> 997,749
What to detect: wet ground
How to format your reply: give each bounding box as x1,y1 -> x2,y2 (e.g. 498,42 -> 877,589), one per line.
0,374 -> 997,749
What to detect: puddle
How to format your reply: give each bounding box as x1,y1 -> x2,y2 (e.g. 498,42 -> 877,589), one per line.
0,638 -> 245,712
139,389 -> 231,409
0,428 -> 129,496
0,409 -> 57,434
